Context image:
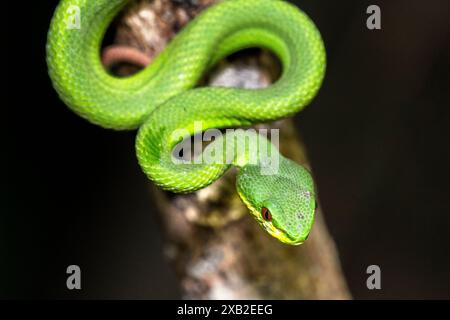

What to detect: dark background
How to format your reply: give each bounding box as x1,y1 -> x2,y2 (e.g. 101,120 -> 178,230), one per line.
4,0 -> 450,299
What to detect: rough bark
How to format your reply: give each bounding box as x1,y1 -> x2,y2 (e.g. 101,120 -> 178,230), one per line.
108,0 -> 351,299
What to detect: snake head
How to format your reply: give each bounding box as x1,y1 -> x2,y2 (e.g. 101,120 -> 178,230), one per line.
236,159 -> 316,245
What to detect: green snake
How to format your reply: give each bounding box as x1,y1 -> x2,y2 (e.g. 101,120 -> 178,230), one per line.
47,0 -> 326,245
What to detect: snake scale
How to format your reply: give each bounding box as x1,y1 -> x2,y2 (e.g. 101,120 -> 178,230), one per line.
47,0 -> 326,245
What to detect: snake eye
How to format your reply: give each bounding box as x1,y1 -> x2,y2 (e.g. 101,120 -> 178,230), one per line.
261,207 -> 272,221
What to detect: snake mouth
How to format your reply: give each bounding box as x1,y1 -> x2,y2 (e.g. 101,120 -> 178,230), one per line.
272,227 -> 305,246
267,222 -> 304,245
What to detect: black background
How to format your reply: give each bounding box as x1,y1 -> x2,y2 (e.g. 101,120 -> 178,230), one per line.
4,0 -> 450,299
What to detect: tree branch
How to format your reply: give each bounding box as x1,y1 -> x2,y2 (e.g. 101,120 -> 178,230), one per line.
109,0 -> 350,299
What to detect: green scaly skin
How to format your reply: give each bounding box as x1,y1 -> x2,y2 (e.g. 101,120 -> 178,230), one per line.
47,0 -> 326,245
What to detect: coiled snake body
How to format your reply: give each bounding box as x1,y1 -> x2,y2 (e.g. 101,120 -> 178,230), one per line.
47,0 -> 326,245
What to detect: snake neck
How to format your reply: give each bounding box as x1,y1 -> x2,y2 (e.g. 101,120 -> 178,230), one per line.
210,129 -> 281,170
